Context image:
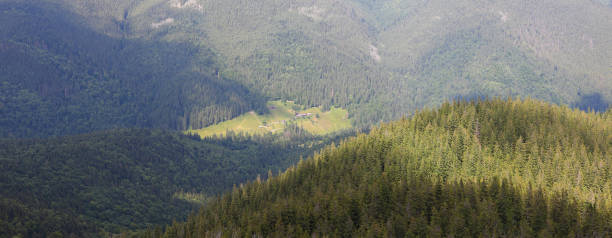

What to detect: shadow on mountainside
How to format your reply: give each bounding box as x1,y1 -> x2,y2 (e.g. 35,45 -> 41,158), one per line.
0,1 -> 268,138
573,92 -> 609,112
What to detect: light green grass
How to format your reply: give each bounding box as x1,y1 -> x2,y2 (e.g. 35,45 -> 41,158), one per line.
187,101 -> 352,138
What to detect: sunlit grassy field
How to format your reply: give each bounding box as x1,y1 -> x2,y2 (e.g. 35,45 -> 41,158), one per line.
187,101 -> 352,138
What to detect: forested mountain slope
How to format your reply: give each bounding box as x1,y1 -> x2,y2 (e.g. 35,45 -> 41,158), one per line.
2,0 -> 611,137
59,0 -> 612,123
0,128 -> 346,237
151,98 -> 612,237
0,1 -> 267,137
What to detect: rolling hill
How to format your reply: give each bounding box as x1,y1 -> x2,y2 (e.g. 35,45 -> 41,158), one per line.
149,98 -> 612,237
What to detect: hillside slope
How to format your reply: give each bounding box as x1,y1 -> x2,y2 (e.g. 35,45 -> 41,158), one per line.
2,0 -> 610,137
65,0 -> 610,125
0,129 -> 346,237
151,98 -> 612,237
0,1 -> 267,137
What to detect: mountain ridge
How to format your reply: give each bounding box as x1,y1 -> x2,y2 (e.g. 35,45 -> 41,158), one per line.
148,98 -> 612,237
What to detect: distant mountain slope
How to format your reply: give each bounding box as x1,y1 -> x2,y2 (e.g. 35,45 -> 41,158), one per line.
75,0 -> 609,125
0,1 -> 267,137
0,129 -> 344,236
151,98 -> 612,237
1,0 -> 610,136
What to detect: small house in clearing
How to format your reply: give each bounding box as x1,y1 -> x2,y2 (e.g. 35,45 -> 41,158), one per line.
295,113 -> 313,118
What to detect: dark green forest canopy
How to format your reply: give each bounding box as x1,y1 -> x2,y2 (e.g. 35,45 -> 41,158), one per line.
149,98 -> 612,237
0,128 -> 351,237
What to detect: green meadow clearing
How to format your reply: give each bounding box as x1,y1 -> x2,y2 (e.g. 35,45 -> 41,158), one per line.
187,101 -> 352,138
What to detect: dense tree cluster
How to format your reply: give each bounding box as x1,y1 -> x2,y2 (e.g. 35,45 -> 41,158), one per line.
146,98 -> 611,237
0,128 -> 352,237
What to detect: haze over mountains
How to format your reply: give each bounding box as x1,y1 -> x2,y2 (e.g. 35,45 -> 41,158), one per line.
1,0 -> 611,137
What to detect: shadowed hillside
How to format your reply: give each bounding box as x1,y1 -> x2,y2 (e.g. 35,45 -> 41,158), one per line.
0,129 -> 351,236
0,1 -> 267,137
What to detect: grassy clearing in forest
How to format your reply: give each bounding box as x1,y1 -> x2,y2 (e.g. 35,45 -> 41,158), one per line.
187,100 -> 352,138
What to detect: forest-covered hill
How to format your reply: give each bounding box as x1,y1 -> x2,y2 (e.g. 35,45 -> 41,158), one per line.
1,0 -> 610,137
0,128 -> 350,237
149,98 -> 612,237
0,1 -> 267,137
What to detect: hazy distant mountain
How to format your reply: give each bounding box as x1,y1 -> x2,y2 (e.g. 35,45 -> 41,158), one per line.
1,0 -> 610,136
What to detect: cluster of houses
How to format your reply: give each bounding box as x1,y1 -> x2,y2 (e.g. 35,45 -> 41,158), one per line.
295,112 -> 313,118
258,112 -> 314,129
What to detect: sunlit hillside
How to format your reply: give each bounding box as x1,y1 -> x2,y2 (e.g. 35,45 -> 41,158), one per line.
188,101 -> 351,137
151,98 -> 612,237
